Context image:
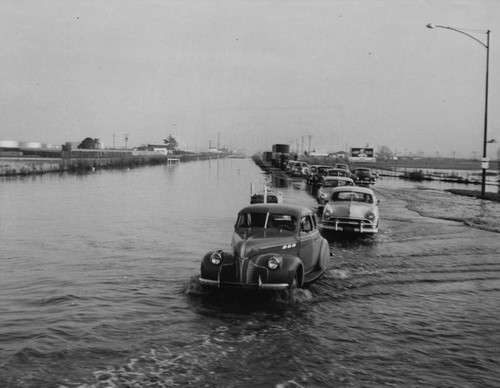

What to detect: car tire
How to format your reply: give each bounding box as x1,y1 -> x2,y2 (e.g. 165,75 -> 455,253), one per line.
289,267 -> 302,289
317,240 -> 330,272
289,271 -> 298,289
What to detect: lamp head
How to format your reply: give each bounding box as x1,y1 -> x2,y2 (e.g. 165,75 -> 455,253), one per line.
426,23 -> 436,29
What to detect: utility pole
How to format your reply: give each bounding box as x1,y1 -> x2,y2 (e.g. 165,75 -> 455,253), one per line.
301,136 -> 304,156
124,134 -> 129,150
308,135 -> 312,154
113,133 -> 116,149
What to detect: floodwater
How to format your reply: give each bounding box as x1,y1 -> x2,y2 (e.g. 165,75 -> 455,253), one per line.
1,158 -> 499,388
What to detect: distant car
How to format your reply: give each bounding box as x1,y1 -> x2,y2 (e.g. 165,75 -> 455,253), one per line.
316,176 -> 355,213
353,167 -> 376,186
306,164 -> 331,186
289,161 -> 309,177
325,168 -> 352,179
199,203 -> 331,290
284,160 -> 295,172
250,187 -> 283,204
321,186 -> 380,234
334,163 -> 350,171
306,164 -> 321,184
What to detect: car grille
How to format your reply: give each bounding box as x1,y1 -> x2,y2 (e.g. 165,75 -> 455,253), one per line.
219,259 -> 269,284
245,261 -> 269,284
323,217 -> 375,229
219,263 -> 238,282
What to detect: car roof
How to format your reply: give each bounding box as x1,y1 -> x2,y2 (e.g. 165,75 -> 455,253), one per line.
239,203 -> 312,218
323,176 -> 353,181
327,168 -> 346,172
330,186 -> 375,194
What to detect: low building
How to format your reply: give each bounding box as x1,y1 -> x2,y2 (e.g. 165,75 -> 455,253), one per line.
147,144 -> 169,155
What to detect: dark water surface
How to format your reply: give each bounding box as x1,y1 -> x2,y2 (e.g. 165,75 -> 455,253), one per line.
1,158 -> 499,387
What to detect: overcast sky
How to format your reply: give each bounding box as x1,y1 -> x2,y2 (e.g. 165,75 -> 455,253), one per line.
1,0 -> 499,157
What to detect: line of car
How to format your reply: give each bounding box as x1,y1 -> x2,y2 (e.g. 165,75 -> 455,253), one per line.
198,161 -> 380,292
303,162 -> 380,235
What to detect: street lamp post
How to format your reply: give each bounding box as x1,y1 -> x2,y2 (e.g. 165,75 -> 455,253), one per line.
426,23 -> 491,197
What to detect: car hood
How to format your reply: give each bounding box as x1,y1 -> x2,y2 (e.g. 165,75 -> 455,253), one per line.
232,229 -> 297,258
325,202 -> 375,219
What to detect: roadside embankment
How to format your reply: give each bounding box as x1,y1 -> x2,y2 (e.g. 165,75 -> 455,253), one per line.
0,158 -> 63,176
0,151 -> 229,176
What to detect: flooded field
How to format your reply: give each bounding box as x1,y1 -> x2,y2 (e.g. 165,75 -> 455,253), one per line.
1,158 -> 499,387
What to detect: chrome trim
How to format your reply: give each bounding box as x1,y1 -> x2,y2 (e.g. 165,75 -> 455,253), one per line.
259,283 -> 289,290
199,278 -> 219,286
199,278 -> 290,290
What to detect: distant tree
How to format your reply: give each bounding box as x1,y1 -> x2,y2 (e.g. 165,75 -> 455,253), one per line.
164,134 -> 178,151
378,145 -> 394,160
78,137 -> 100,149
62,143 -> 72,152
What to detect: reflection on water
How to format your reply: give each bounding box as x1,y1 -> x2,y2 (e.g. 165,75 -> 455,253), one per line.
1,158 -> 500,387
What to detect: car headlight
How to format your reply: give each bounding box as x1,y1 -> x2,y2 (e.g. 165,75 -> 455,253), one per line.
210,251 -> 223,265
320,193 -> 327,200
323,209 -> 332,218
267,256 -> 280,270
367,212 -> 376,221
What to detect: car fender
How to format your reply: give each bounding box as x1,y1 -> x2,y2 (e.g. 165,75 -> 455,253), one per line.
200,250 -> 234,279
252,253 -> 304,287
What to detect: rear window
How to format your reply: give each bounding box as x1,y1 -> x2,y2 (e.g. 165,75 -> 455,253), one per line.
332,191 -> 373,203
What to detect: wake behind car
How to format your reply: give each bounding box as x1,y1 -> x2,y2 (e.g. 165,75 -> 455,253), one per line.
321,186 -> 380,234
199,203 -> 330,290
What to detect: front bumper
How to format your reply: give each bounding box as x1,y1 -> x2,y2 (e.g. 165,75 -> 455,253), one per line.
199,277 -> 290,290
200,259 -> 292,290
322,219 -> 378,233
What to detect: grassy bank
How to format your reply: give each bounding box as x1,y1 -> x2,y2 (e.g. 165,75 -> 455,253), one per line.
445,189 -> 500,202
0,152 -> 230,176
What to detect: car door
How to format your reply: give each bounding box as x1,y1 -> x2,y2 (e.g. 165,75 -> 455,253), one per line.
298,214 -> 322,272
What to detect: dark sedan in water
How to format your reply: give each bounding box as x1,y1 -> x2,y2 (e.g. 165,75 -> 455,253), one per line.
199,203 -> 330,290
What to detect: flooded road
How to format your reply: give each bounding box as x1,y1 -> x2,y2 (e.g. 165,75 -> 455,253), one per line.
1,158 -> 499,387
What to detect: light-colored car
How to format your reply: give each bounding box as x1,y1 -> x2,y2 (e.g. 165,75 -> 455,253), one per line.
316,176 -> 355,213
200,203 -> 331,290
289,161 -> 309,177
321,186 -> 380,234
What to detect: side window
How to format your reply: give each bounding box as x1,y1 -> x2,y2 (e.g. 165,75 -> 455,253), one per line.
311,214 -> 317,230
300,216 -> 313,233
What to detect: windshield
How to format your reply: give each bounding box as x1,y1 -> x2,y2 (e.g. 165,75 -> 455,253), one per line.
332,191 -> 373,203
323,179 -> 352,188
328,170 -> 348,177
236,212 -> 297,231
